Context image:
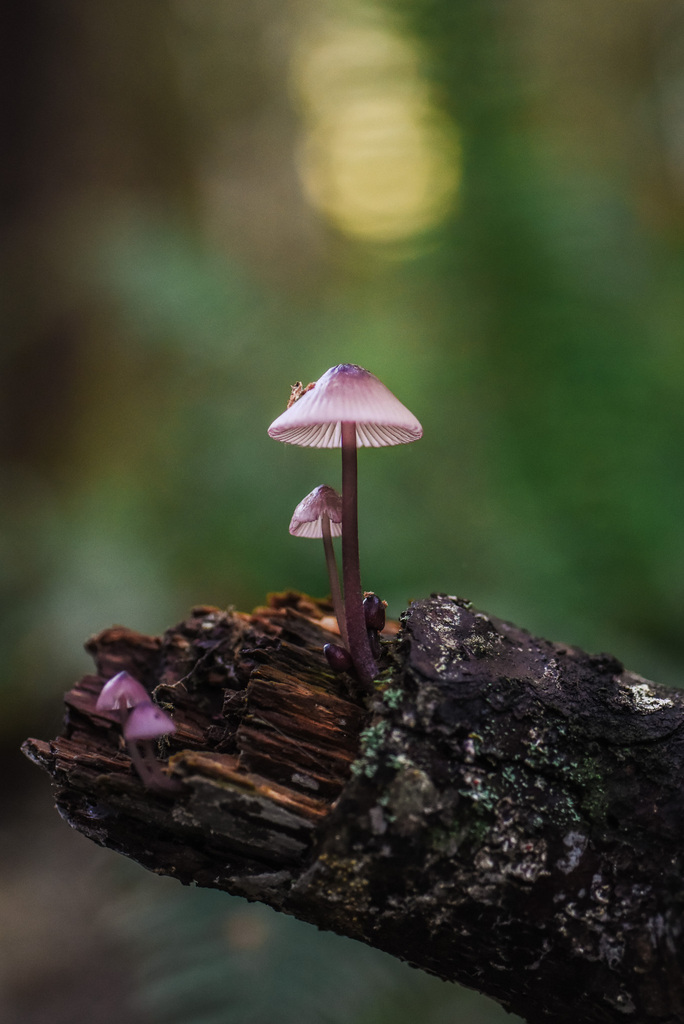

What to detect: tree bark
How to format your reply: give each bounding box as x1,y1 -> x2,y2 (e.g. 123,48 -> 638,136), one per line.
22,592 -> 684,1024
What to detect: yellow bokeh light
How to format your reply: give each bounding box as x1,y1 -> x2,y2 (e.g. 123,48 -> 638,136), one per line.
292,20 -> 460,244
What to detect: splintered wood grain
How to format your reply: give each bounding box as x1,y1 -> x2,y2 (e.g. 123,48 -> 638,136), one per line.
237,669 -> 364,796
26,595 -> 369,872
246,671 -> 364,750
176,751 -> 329,820
84,626 -> 161,684
226,603 -> 367,798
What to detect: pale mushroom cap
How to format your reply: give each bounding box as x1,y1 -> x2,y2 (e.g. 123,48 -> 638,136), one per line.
289,485 -> 343,539
268,364 -> 423,448
96,671 -> 149,712
123,701 -> 176,741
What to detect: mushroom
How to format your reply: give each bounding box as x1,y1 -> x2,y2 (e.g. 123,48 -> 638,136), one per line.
289,484 -> 347,647
363,592 -> 387,661
95,670 -> 150,725
269,364 -> 422,688
123,701 -> 182,794
363,593 -> 386,631
323,642 -> 353,673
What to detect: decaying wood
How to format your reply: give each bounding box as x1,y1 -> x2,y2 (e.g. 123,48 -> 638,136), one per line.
23,592 -> 684,1024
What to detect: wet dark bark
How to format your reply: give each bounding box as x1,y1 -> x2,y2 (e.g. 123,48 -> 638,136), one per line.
23,592 -> 684,1024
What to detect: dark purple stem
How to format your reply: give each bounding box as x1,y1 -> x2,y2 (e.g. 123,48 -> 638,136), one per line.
341,421 -> 377,688
322,515 -> 348,648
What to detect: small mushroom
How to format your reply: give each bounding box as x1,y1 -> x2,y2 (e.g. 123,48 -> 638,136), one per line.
95,670 -> 150,726
363,593 -> 386,631
289,485 -> 347,647
363,594 -> 387,661
123,701 -> 182,794
323,643 -> 353,673
269,364 -> 422,689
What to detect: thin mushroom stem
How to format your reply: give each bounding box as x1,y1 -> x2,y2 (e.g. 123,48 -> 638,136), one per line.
321,515 -> 348,647
341,420 -> 377,688
127,739 -> 182,794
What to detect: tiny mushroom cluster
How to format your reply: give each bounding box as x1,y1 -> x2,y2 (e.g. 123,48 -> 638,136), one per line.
95,670 -> 181,793
269,363 -> 422,689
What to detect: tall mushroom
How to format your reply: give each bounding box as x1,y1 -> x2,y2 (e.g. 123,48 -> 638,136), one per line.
289,484 -> 348,647
268,364 -> 422,688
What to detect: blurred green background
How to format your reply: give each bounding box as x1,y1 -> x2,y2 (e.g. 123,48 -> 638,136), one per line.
2,0 -> 683,1021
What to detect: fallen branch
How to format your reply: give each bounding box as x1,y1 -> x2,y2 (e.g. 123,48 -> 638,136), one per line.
23,592 -> 684,1024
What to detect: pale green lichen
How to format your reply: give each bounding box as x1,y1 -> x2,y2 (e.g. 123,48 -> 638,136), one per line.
387,751 -> 414,771
376,792 -> 397,823
350,720 -> 390,778
458,773 -> 500,813
382,686 -> 404,710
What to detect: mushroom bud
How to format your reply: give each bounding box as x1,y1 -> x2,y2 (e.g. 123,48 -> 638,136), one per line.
363,593 -> 386,632
269,364 -> 422,689
324,642 -> 353,673
289,485 -> 347,647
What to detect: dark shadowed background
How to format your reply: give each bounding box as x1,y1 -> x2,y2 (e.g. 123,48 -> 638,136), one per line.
2,1 -> 683,1021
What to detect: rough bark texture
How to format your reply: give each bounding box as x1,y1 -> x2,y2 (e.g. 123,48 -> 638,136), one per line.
23,592 -> 684,1024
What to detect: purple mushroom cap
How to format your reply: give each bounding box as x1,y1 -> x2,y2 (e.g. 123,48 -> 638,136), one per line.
289,485 -> 343,539
96,671 -> 150,713
123,701 -> 177,741
268,364 -> 423,448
